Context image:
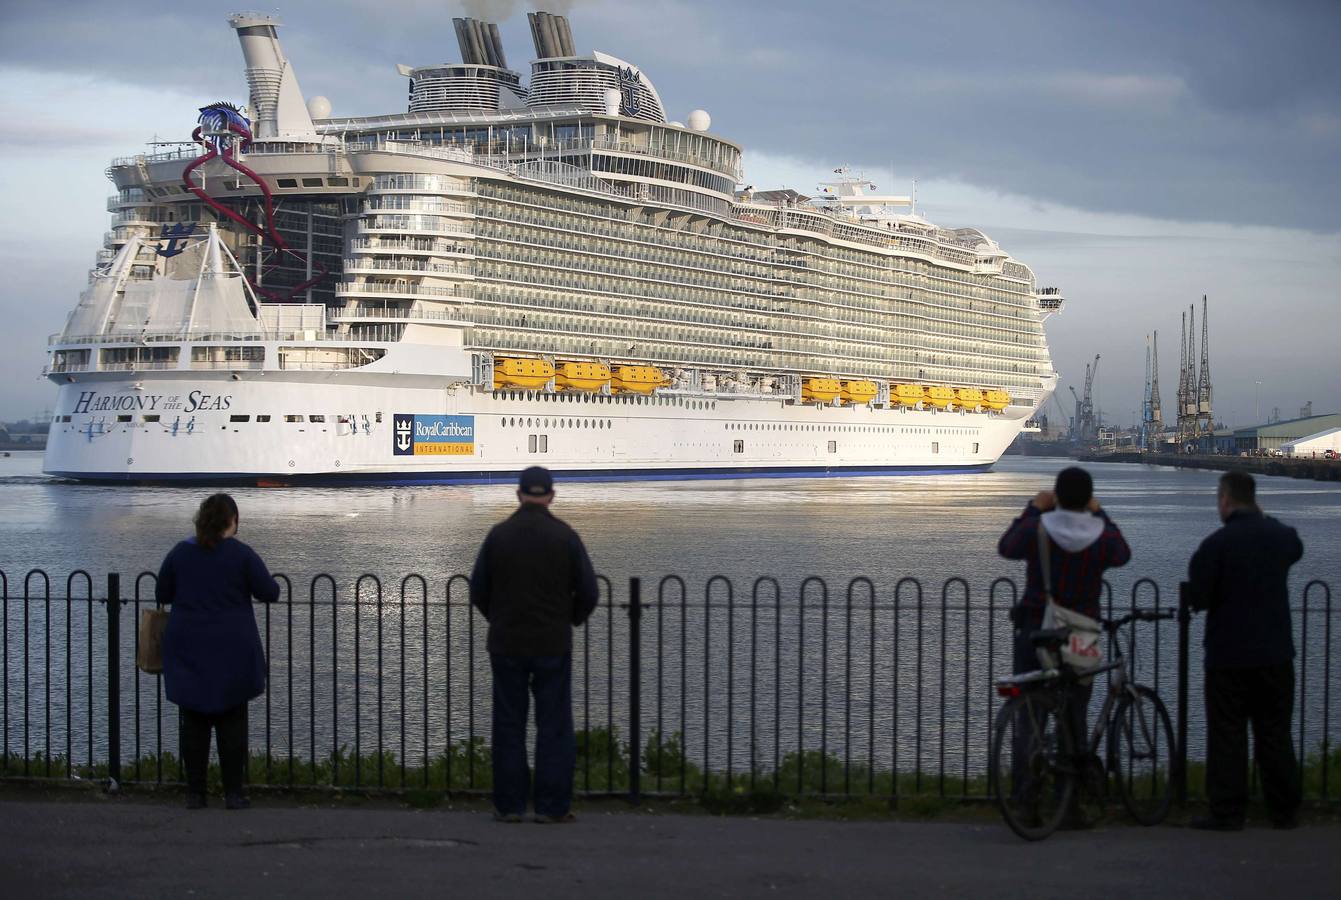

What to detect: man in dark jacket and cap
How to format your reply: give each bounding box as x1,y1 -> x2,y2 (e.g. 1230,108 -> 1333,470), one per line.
1187,470 -> 1304,831
470,466 -> 599,823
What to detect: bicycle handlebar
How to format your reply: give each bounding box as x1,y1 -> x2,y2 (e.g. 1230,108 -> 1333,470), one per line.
1103,609 -> 1176,631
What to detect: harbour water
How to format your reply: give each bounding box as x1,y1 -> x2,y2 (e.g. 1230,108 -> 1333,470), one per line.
2,450 -> 1338,591
2,450 -> 1337,784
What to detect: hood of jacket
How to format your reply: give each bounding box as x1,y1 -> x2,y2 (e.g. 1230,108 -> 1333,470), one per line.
1040,509 -> 1105,553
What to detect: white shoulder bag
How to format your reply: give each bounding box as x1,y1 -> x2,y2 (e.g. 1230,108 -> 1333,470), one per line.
1036,524 -> 1104,677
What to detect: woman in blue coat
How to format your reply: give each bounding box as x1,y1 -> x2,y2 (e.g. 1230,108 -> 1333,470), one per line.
157,493 -> 279,809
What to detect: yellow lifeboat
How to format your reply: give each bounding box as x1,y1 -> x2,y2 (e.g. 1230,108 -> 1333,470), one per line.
493,358 -> 555,390
610,365 -> 667,394
841,380 -> 879,405
924,386 -> 955,409
893,383 -> 926,407
984,389 -> 1011,411
802,378 -> 842,403
555,361 -> 611,392
953,388 -> 984,411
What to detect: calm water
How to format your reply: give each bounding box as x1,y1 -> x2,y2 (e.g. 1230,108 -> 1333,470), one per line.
1,450 -> 1337,592
2,450 -> 1337,779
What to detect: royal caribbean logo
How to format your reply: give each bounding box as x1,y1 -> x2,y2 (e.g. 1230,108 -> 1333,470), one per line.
619,66 -> 641,117
393,414 -> 475,456
157,223 -> 198,258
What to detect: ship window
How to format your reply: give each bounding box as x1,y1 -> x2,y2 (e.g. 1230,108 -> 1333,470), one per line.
932,442 -> 940,454
230,415 -> 250,423
828,441 -> 837,453
375,412 -> 383,423
539,435 -> 548,453
302,177 -> 323,187
141,415 -> 159,423
257,415 -> 271,423
309,415 -> 325,423
117,415 -> 132,423
327,177 -> 350,187
529,434 -> 537,452
733,440 -> 744,453
285,415 -> 303,423
973,442 -> 980,453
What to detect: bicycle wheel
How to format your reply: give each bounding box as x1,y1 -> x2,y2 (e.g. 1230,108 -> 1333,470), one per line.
991,690 -> 1076,841
1112,685 -> 1175,825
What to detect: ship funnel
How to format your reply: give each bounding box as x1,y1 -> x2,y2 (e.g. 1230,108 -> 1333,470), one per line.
228,13 -> 318,141
529,11 -> 576,59
453,17 -> 508,68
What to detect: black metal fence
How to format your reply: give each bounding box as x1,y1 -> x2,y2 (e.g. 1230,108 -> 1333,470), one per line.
1,568 -> 1335,806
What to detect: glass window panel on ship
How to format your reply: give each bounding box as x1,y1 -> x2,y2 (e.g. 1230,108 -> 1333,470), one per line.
212,198 -> 343,306
466,185 -> 1046,389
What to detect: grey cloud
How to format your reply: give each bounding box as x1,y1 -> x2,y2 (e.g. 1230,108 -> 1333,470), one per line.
0,0 -> 1337,232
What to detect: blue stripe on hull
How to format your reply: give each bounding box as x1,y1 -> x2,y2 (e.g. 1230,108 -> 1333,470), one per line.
48,462 -> 995,487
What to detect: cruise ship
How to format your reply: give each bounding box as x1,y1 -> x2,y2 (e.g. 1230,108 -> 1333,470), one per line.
44,11 -> 1063,484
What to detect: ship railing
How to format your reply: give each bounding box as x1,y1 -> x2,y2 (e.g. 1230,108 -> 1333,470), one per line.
188,360 -> 266,371
1,570 -> 1333,808
348,237 -> 472,255
49,329 -> 337,347
98,361 -> 179,372
340,258 -> 469,275
334,282 -> 465,299
328,304 -> 459,321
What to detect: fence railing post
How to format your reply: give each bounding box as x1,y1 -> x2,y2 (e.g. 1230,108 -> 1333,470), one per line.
106,572 -> 122,790
628,577 -> 642,806
1175,580 -> 1191,807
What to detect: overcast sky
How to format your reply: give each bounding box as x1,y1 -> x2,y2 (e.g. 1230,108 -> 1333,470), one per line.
1,0 -> 1337,426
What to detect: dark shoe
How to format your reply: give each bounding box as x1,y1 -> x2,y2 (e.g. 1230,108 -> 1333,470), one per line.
224,794 -> 251,810
185,793 -> 207,810
493,811 -> 524,823
1189,814 -> 1244,832
533,812 -> 576,824
1271,814 -> 1300,830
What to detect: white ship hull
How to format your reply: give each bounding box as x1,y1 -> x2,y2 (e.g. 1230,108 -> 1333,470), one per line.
44,363 -> 1029,485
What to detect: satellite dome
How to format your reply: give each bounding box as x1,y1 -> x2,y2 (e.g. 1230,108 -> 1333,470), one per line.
307,95 -> 332,119
687,109 -> 711,132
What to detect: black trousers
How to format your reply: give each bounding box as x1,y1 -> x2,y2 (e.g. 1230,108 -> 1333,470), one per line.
180,704 -> 248,797
1205,664 -> 1301,821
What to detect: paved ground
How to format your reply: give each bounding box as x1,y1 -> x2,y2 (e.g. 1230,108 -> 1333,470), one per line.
2,793 -> 1338,899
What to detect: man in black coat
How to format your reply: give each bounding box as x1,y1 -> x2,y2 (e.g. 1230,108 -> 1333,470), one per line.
1187,470 -> 1304,831
470,466 -> 599,823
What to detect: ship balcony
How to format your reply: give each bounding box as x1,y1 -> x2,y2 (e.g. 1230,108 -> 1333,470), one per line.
363,198 -> 474,216
45,360 -> 91,375
341,258 -> 473,278
188,359 -> 266,371
1035,288 -> 1065,312
106,194 -> 154,212
348,237 -> 474,258
328,303 -> 469,325
354,220 -> 473,240
334,281 -> 468,302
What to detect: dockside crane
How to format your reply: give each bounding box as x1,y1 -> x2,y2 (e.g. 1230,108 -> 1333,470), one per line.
1073,354 -> 1100,444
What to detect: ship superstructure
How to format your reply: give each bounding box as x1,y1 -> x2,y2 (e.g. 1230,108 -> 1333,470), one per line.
45,11 -> 1063,484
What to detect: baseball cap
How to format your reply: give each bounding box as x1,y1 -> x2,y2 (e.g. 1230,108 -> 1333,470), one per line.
518,466 -> 554,496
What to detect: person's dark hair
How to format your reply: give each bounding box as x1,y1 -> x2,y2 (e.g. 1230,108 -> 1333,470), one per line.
1054,466 -> 1093,511
1219,470 -> 1256,507
194,493 -> 239,549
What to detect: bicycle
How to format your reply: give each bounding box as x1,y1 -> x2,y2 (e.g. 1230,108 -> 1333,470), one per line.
990,608 -> 1177,841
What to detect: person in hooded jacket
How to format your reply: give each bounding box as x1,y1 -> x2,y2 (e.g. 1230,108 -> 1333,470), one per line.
157,493 -> 279,810
998,466 -> 1132,825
